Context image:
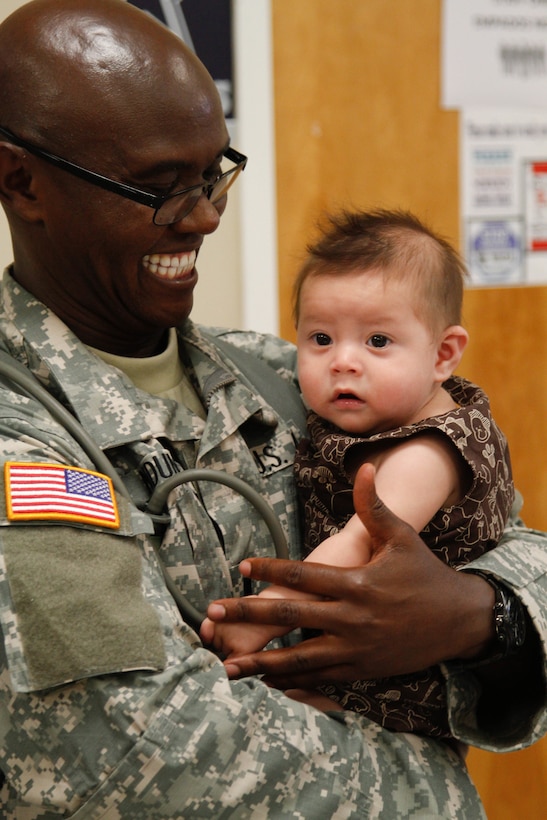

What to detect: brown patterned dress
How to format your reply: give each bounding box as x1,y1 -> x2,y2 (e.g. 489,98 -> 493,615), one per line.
294,376 -> 514,737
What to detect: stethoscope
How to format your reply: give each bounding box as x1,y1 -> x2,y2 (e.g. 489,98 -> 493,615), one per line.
0,350 -> 289,631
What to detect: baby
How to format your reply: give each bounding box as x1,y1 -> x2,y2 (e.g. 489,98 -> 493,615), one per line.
201,208 -> 514,738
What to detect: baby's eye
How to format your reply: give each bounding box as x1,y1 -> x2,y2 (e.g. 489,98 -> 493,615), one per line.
367,334 -> 390,348
312,332 -> 332,346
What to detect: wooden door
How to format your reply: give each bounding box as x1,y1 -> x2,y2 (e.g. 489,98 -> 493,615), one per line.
271,1 -> 547,816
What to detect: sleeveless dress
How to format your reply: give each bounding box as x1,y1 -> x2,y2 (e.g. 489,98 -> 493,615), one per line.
294,376 -> 514,737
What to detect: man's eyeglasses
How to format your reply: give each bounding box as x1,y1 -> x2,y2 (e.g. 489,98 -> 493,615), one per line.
0,125 -> 247,226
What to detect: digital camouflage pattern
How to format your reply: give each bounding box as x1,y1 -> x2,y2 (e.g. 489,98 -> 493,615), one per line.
0,268 -> 544,817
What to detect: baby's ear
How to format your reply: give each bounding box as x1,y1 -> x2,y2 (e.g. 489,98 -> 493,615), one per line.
434,325 -> 469,381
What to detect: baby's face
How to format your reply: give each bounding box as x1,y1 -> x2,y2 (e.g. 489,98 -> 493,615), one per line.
296,270 -> 442,435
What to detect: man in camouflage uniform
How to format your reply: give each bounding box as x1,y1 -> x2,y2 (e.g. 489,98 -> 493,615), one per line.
0,1 -> 544,817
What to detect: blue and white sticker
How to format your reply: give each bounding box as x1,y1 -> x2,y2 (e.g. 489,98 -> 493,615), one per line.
466,218 -> 524,286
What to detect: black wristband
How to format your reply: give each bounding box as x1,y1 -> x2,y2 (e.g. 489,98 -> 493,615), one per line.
465,569 -> 527,659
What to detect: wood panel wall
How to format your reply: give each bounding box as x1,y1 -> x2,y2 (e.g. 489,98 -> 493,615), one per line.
271,1 -> 547,816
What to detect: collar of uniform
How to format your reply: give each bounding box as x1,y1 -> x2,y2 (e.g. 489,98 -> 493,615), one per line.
177,321 -> 279,458
89,327 -> 184,396
178,321 -> 278,421
0,271 -> 277,454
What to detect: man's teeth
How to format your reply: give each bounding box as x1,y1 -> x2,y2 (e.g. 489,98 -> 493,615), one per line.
142,251 -> 196,279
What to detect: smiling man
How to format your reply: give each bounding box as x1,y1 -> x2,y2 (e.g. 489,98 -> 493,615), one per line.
0,0 -> 239,357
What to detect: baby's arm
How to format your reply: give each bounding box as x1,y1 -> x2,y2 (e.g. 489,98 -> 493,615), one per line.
368,433 -> 466,533
200,517 -> 371,656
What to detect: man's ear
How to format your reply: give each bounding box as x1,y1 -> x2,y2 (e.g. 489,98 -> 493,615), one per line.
434,324 -> 469,381
0,144 -> 42,221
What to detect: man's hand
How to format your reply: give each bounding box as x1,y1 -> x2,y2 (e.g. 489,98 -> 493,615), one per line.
205,463 -> 495,688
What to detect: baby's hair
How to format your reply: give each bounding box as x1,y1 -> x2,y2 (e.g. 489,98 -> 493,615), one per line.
293,209 -> 468,335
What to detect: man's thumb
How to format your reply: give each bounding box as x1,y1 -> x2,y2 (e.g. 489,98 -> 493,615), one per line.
353,462 -> 401,553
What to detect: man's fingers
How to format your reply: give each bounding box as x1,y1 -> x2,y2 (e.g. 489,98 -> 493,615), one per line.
237,557 -> 355,600
353,462 -> 416,555
223,635 -> 354,685
206,593 -> 341,631
353,462 -> 393,538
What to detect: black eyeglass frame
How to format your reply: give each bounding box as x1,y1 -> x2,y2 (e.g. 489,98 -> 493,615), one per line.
0,125 -> 247,225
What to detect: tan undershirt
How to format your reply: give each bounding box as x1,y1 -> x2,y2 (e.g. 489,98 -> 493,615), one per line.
89,328 -> 206,418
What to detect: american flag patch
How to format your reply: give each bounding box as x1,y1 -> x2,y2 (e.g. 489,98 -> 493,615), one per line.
5,462 -> 119,529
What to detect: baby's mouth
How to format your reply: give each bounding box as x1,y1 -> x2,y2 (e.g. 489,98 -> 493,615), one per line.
142,251 -> 196,280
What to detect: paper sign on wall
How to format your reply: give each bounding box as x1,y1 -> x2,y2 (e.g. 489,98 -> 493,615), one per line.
442,0 -> 547,110
462,109 -> 547,286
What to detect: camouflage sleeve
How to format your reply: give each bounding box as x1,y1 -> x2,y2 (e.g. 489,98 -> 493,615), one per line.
0,634 -> 487,818
445,522 -> 547,751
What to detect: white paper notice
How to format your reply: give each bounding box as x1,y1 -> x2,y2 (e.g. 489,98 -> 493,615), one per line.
462,108 -> 547,286
442,0 -> 547,110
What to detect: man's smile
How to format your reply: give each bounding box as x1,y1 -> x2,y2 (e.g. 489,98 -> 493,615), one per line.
142,250 -> 197,280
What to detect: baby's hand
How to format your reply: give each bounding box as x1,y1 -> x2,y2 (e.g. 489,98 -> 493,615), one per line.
199,615 -> 248,656
200,604 -> 274,664
199,615 -> 218,647
202,586 -> 296,677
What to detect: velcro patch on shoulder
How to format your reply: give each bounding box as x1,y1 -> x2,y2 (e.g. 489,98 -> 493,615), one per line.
5,462 -> 120,529
1,524 -> 167,691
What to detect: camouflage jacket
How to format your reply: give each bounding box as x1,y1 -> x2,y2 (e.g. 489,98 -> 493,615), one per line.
0,269 -> 544,818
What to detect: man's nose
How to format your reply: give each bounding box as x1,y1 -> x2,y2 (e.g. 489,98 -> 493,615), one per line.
170,191 -> 223,235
